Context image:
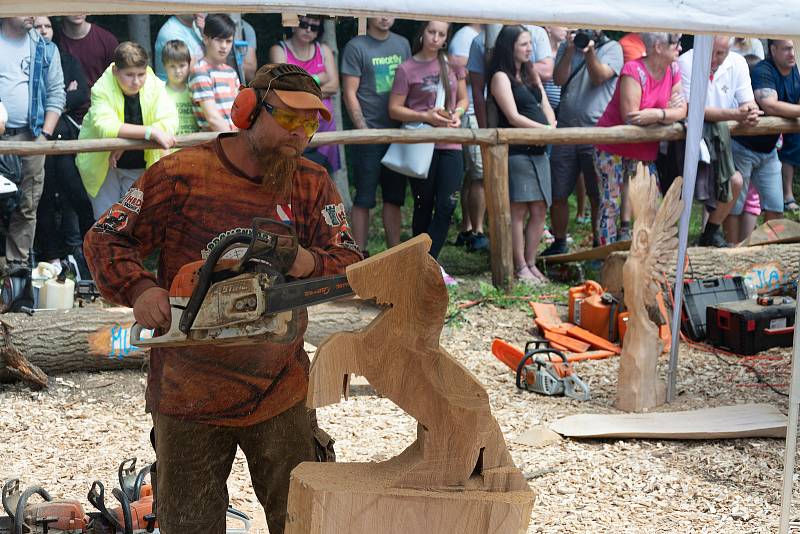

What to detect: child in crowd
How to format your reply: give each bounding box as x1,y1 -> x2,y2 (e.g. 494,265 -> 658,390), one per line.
163,40 -> 199,136
76,41 -> 178,219
189,13 -> 240,131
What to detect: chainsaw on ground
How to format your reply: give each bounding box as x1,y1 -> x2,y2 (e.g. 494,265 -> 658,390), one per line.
130,218 -> 353,349
514,340 -> 591,401
1,458 -> 251,533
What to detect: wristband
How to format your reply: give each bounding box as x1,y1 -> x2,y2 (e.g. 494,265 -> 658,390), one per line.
144,126 -> 152,141
311,74 -> 321,85
660,109 -> 667,122
455,106 -> 465,117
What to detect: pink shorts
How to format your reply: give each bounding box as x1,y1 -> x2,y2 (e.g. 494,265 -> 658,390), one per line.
743,184 -> 761,216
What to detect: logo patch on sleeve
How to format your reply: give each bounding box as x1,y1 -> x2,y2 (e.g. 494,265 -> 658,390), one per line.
120,188 -> 144,213
321,203 -> 346,226
94,208 -> 129,234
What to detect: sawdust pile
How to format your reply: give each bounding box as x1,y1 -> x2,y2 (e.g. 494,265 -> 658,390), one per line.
0,300 -> 794,533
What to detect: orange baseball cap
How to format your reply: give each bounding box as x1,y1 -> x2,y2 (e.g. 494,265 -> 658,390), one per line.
250,63 -> 331,122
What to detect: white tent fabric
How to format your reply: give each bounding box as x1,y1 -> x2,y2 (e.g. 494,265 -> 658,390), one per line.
3,0 -> 800,37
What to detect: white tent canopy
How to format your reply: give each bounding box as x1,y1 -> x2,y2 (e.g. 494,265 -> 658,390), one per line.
2,0 -> 800,38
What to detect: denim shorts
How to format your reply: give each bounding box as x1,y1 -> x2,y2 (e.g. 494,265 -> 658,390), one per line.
349,143 -> 407,209
730,140 -> 783,215
550,143 -> 599,201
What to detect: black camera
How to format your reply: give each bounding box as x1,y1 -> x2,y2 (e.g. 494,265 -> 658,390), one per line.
573,29 -> 600,50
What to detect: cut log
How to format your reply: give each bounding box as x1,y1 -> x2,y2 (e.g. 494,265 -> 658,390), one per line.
0,299 -> 379,386
602,243 -> 800,298
0,307 -> 147,385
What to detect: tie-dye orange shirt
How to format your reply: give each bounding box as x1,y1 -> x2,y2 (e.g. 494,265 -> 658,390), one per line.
84,135 -> 361,426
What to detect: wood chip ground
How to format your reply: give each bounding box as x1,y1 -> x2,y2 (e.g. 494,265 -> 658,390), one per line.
1,302 -> 795,533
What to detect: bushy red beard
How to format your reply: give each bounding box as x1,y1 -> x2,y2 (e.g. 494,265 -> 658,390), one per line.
246,133 -> 303,192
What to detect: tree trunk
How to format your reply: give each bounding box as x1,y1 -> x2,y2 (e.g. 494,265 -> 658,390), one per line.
321,18 -> 352,212
0,300 -> 380,387
127,16 -> 152,64
602,243 -> 800,298
0,307 -> 147,386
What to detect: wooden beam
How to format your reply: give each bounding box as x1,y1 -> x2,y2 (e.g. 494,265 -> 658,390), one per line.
2,117 -> 799,156
281,12 -> 301,26
357,17 -> 367,35
482,144 -> 513,290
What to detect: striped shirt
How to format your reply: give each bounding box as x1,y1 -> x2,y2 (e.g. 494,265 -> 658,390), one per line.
188,58 -> 240,131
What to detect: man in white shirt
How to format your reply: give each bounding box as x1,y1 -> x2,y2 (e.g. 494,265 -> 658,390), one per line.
678,35 -> 762,246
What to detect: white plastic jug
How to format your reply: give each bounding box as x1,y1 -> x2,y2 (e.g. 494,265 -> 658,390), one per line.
43,278 -> 75,310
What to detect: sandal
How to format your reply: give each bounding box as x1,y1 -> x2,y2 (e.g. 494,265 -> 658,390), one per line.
785,199 -> 800,212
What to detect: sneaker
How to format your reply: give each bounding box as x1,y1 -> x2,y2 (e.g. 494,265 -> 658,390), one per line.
440,265 -> 458,287
467,232 -> 489,252
454,230 -> 474,247
698,228 -> 732,248
541,239 -> 569,256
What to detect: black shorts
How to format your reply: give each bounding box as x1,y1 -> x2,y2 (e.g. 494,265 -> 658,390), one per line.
550,143 -> 600,201
349,143 -> 407,209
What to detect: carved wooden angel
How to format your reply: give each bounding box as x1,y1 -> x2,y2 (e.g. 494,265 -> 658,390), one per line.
616,165 -> 683,413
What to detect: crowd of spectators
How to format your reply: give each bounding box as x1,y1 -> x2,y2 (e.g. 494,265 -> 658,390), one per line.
0,14 -> 798,290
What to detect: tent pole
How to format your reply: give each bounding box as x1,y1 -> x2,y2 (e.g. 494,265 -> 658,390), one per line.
779,279 -> 800,533
666,34 -> 713,403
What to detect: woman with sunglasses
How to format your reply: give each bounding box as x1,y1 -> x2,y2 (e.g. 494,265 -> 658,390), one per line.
269,15 -> 340,173
388,20 -> 468,285
594,32 -> 687,245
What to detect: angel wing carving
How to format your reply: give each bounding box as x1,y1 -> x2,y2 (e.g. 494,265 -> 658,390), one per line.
628,164 -> 684,304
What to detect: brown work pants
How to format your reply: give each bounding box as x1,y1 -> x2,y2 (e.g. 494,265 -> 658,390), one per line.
151,401 -> 317,534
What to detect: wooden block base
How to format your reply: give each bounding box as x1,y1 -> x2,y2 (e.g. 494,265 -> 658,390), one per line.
286,462 -> 534,534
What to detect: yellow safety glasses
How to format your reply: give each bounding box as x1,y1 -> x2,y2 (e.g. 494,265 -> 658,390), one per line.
261,101 -> 320,138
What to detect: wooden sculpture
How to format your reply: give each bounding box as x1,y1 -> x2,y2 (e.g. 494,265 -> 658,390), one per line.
616,166 -> 683,413
286,235 -> 533,534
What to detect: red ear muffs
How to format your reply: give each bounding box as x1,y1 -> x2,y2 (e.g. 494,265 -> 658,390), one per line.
231,87 -> 260,129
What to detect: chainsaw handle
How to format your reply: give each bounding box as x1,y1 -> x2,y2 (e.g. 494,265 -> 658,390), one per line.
88,481 -> 123,532
585,280 -> 604,296
130,323 -> 147,347
13,485 -> 52,534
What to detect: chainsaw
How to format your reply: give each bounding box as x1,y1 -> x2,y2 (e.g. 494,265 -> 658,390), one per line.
1,458 -> 251,534
514,340 -> 591,401
130,218 -> 353,349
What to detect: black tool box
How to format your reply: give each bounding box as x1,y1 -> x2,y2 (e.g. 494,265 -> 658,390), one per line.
706,297 -> 796,355
681,277 -> 748,340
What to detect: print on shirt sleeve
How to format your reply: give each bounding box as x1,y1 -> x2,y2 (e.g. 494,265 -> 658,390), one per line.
321,202 -> 359,252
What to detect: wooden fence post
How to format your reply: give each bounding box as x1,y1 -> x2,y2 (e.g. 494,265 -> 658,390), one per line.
482,143 -> 513,290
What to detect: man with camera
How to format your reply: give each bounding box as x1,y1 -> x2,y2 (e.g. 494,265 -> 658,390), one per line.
542,29 -> 623,255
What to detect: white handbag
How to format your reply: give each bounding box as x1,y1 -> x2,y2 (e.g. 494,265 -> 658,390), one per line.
381,79 -> 446,179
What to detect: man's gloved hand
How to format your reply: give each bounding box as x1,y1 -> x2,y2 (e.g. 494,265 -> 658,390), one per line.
133,286 -> 172,330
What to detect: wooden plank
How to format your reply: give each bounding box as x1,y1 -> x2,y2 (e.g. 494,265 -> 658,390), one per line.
483,144 -> 513,290
742,218 -> 800,246
566,325 -> 621,354
549,403 -> 787,440
538,239 -> 631,264
543,331 -> 590,353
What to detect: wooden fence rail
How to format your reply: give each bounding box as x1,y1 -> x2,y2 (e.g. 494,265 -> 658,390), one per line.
2,117 -> 799,288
